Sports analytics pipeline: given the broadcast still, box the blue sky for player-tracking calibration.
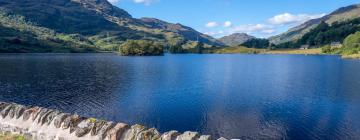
[110,0,360,38]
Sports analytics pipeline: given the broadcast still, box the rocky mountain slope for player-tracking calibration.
[219,33,255,46]
[269,4,360,44]
[0,0,223,52]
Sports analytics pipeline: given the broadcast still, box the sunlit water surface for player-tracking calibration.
[1,53,360,139]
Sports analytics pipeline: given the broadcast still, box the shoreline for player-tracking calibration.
[0,50,358,60]
[0,101,226,140]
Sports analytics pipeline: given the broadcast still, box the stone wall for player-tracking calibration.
[0,102,227,140]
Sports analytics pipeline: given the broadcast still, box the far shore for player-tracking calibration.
[1,48,359,59]
[264,48,323,55]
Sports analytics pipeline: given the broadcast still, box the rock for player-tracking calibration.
[32,108,45,121]
[7,104,17,118]
[199,135,212,140]
[44,110,60,125]
[161,131,180,140]
[1,104,12,118]
[62,116,73,129]
[0,102,227,140]
[69,115,86,133]
[97,121,115,139]
[53,113,69,128]
[23,107,40,121]
[137,128,161,140]
[14,105,27,119]
[122,124,147,140]
[37,109,54,125]
[107,123,129,140]
[217,137,227,140]
[176,131,200,140]
[0,102,10,112]
[75,119,94,137]
[91,120,106,136]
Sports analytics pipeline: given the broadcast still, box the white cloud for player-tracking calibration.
[203,13,326,38]
[204,32,217,36]
[229,24,274,34]
[204,23,276,38]
[108,0,120,4]
[268,13,326,25]
[261,29,275,34]
[133,0,155,5]
[224,21,232,27]
[205,22,219,28]
[204,30,226,37]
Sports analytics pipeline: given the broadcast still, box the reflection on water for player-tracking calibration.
[1,53,360,139]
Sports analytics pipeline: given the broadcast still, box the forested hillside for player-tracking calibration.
[0,0,223,54]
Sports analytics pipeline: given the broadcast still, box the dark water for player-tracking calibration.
[1,54,360,139]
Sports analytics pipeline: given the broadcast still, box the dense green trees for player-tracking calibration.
[299,20,360,46]
[320,32,360,55]
[241,38,270,48]
[119,40,164,56]
[168,45,185,53]
[341,32,360,55]
[0,10,97,53]
[277,18,360,49]
[344,32,360,48]
[168,41,208,54]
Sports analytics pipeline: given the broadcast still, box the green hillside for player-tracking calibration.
[0,10,97,53]
[269,4,360,44]
[0,0,224,54]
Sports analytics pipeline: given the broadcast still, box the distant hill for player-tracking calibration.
[0,0,223,53]
[269,4,360,44]
[219,33,255,46]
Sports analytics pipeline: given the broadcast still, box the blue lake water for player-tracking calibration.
[1,53,360,139]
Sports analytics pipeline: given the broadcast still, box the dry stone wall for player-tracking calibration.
[0,102,228,140]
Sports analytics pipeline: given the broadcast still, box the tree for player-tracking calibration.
[119,40,164,56]
[241,38,270,48]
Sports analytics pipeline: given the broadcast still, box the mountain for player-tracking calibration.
[270,4,360,44]
[219,33,255,46]
[0,0,223,53]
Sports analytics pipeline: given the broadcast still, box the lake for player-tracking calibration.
[1,53,360,139]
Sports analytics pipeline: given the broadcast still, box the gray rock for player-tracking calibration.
[0,102,228,140]
[69,115,86,133]
[122,124,147,140]
[14,105,27,119]
[97,121,115,139]
[1,104,12,118]
[23,107,40,121]
[217,137,228,140]
[199,135,212,140]
[0,102,10,112]
[60,114,85,133]
[62,115,73,129]
[161,131,180,140]
[37,109,54,125]
[75,119,94,137]
[32,108,45,121]
[91,120,106,136]
[53,113,70,128]
[44,110,61,125]
[137,128,161,140]
[176,131,200,140]
[7,104,17,118]
[107,123,129,140]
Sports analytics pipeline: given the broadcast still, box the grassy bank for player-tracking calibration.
[208,46,323,55]
[342,53,360,59]
[265,48,323,55]
[0,134,26,140]
[208,46,266,54]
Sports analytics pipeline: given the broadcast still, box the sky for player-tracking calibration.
[109,0,360,38]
